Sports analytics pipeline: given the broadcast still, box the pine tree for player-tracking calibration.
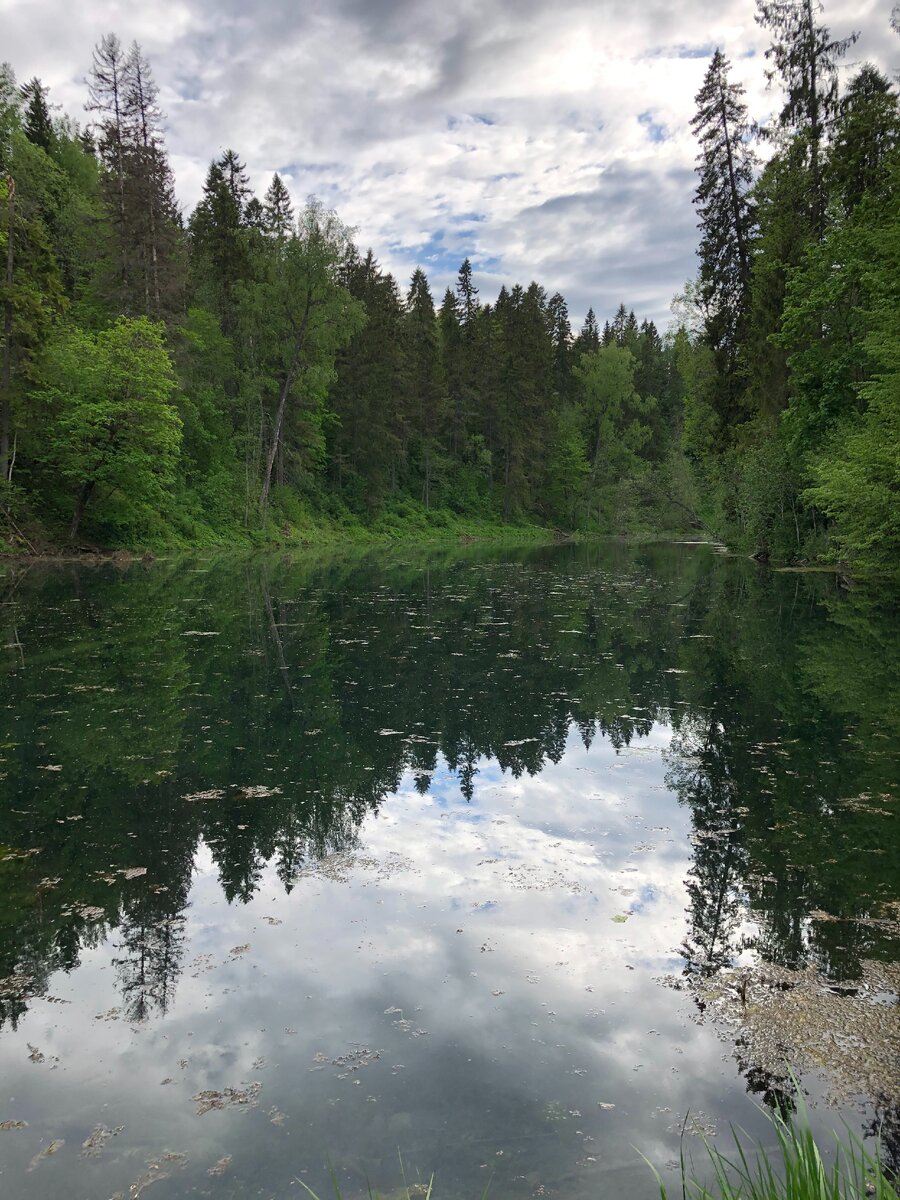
[87,36,180,316]
[690,49,755,380]
[547,292,572,402]
[403,268,445,508]
[263,173,294,240]
[86,34,131,305]
[124,42,181,316]
[828,65,900,213]
[755,0,858,235]
[20,78,53,151]
[455,257,479,328]
[574,307,599,357]
[329,249,405,505]
[189,153,251,335]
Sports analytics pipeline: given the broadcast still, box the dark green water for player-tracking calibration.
[0,542,897,1199]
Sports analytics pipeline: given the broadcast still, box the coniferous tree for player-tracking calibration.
[755,0,858,235]
[123,42,181,317]
[403,267,445,508]
[828,65,900,213]
[87,36,180,316]
[690,49,755,380]
[20,79,53,151]
[189,152,251,335]
[574,307,600,357]
[263,173,294,240]
[86,33,131,306]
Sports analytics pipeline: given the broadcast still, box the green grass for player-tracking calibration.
[291,1102,897,1200]
[644,1097,899,1200]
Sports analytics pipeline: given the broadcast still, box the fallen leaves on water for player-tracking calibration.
[183,789,226,803]
[27,1139,65,1170]
[238,785,283,799]
[193,1081,262,1116]
[0,973,35,1000]
[80,1124,124,1157]
[691,958,900,1106]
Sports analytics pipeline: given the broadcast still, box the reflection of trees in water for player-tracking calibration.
[114,911,186,1022]
[0,547,896,1051]
[663,570,899,1163]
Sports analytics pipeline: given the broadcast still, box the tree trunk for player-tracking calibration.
[260,352,301,522]
[259,299,314,521]
[69,479,95,541]
[1,176,15,486]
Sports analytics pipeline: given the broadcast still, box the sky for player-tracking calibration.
[2,0,896,327]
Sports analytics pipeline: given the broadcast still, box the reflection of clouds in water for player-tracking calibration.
[0,721,852,1198]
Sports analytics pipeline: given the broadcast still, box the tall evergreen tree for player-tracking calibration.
[755,0,857,235]
[573,307,600,357]
[189,152,251,335]
[828,65,900,213]
[86,33,131,306]
[690,49,755,372]
[263,173,294,240]
[403,268,445,508]
[123,42,181,317]
[20,78,53,151]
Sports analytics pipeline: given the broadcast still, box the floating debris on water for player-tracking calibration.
[193,1082,262,1115]
[81,1124,125,1157]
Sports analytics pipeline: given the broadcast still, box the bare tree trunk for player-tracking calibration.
[259,301,312,522]
[259,370,295,522]
[1,176,15,486]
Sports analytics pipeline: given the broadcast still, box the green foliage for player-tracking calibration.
[34,316,181,538]
[575,343,656,527]
[647,1095,898,1200]
[1,25,896,566]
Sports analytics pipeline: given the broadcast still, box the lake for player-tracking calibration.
[0,541,897,1199]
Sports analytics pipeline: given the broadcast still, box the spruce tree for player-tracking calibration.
[123,42,181,316]
[86,33,131,305]
[690,49,755,369]
[20,78,53,151]
[574,307,600,357]
[263,173,294,240]
[755,0,857,235]
[403,268,445,508]
[189,154,251,335]
[828,65,900,213]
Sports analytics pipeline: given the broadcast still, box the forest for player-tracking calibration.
[0,0,898,568]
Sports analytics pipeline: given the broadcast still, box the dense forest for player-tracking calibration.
[0,0,898,566]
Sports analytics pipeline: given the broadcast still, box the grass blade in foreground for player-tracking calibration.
[646,1099,899,1200]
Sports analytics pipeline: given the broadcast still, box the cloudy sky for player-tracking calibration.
[3,0,895,326]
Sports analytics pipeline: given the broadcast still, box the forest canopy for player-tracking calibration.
[0,3,898,568]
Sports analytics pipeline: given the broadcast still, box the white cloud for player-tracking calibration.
[3,0,895,325]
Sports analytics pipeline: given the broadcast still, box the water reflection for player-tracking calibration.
[0,543,896,1198]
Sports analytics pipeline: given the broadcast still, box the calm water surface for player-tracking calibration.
[0,542,897,1199]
